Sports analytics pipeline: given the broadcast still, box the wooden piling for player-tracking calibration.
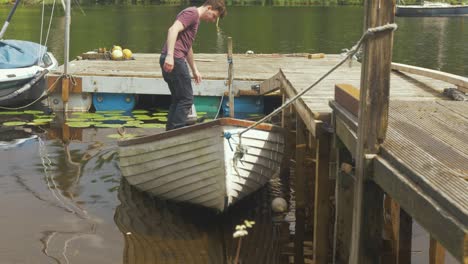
[227,37,235,118]
[313,131,331,264]
[348,0,396,262]
[294,117,307,264]
[430,237,446,264]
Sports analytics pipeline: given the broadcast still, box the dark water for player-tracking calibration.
[0,5,464,264]
[0,115,289,263]
[0,6,466,76]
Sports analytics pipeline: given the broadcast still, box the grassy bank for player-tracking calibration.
[1,0,467,6]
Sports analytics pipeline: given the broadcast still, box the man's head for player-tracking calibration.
[200,0,226,22]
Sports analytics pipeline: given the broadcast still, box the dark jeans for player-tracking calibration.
[159,54,193,131]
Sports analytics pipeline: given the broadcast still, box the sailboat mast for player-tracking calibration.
[64,0,71,74]
[0,0,21,39]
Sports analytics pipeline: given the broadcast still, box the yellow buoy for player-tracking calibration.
[111,49,123,60]
[112,45,122,52]
[122,49,132,59]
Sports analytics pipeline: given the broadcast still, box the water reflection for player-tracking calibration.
[115,176,289,264]
[0,116,290,263]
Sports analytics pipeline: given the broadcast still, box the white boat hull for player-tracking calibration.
[118,118,284,211]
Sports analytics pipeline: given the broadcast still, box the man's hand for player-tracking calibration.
[163,55,174,73]
[193,69,202,84]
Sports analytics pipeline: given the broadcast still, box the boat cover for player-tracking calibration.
[0,40,47,69]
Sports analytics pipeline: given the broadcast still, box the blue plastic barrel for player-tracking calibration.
[92,93,136,112]
[222,96,264,119]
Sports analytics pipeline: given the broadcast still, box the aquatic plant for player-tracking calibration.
[233,220,255,264]
[66,122,93,128]
[2,121,26,126]
[95,123,123,128]
[134,123,166,128]
[0,111,23,115]
[24,110,45,115]
[132,109,149,114]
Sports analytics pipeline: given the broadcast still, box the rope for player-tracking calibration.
[235,23,398,147]
[38,0,57,64]
[0,73,64,110]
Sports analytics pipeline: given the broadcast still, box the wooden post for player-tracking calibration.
[313,131,331,264]
[335,146,355,263]
[280,95,293,180]
[348,0,396,262]
[430,237,446,264]
[61,77,70,103]
[383,197,412,264]
[398,208,413,263]
[227,37,235,118]
[295,117,306,264]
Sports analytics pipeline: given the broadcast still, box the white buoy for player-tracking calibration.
[271,197,288,213]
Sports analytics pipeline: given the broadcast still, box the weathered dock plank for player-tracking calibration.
[331,97,468,262]
[50,53,455,100]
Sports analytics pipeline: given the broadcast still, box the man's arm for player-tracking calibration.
[186,47,202,84]
[163,20,184,73]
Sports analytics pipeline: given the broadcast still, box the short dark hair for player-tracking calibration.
[203,0,227,18]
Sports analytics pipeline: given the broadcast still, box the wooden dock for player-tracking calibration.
[49,53,453,98]
[48,50,467,263]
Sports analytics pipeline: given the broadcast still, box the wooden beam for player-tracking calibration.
[47,75,83,94]
[334,116,357,155]
[313,132,332,264]
[279,69,322,137]
[398,208,413,264]
[334,146,356,263]
[391,62,468,92]
[227,37,235,118]
[259,71,282,95]
[430,237,446,264]
[295,117,307,264]
[348,0,396,262]
[373,157,466,262]
[382,198,413,264]
[280,100,294,182]
[334,84,360,117]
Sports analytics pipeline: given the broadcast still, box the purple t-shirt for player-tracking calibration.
[162,7,200,59]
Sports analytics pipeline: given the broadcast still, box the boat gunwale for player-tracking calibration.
[117,118,284,147]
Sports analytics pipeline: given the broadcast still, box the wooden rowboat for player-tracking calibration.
[118,118,284,211]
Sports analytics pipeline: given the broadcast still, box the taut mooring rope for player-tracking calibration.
[232,23,398,160]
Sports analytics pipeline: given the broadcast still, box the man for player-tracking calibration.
[160,0,226,130]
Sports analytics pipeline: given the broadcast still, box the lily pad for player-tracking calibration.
[132,109,149,114]
[65,118,88,122]
[134,123,166,128]
[3,121,27,126]
[156,117,168,122]
[0,111,23,115]
[95,123,123,128]
[24,110,45,115]
[134,115,153,120]
[152,112,168,116]
[33,118,53,123]
[106,115,134,121]
[27,122,48,126]
[66,122,93,128]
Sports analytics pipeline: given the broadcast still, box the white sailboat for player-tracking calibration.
[0,0,58,107]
